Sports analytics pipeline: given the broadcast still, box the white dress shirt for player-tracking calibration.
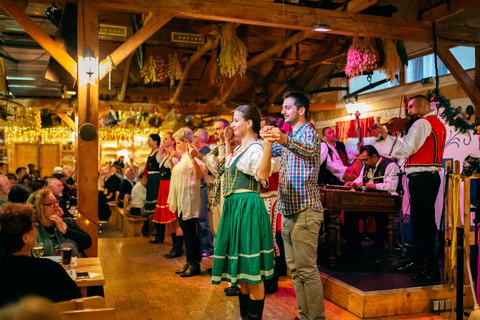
[167,153,203,220]
[352,156,400,193]
[130,181,146,209]
[375,112,441,175]
[321,141,359,182]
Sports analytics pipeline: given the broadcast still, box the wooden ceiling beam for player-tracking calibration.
[435,42,480,106]
[117,53,134,102]
[247,30,317,68]
[338,0,380,13]
[0,0,78,80]
[56,112,76,131]
[420,0,480,22]
[171,38,214,104]
[99,12,174,80]
[97,0,472,43]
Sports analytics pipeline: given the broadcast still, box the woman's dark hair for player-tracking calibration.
[149,134,161,147]
[261,117,279,128]
[113,164,123,176]
[8,184,33,203]
[0,203,36,255]
[29,180,46,192]
[20,175,32,185]
[235,105,261,136]
[116,156,124,163]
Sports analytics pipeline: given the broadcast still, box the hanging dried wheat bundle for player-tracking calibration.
[210,23,248,87]
[379,39,401,82]
[164,107,182,127]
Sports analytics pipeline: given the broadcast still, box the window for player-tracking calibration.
[348,70,400,95]
[405,46,474,83]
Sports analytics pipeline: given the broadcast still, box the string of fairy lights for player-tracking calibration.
[4,127,163,145]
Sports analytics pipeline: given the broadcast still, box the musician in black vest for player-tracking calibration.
[344,145,400,259]
[318,127,358,185]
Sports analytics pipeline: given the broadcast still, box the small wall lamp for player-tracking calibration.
[84,50,97,78]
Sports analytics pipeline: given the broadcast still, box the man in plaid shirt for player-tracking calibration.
[261,92,325,320]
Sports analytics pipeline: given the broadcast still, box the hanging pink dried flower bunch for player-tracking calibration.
[345,36,379,79]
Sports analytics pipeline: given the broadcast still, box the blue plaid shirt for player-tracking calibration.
[271,122,323,216]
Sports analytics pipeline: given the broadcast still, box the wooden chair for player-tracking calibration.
[62,308,115,320]
[122,195,147,237]
[55,296,106,312]
[115,191,124,230]
[55,296,115,320]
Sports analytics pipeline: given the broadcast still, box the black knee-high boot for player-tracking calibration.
[164,234,184,258]
[247,298,264,320]
[239,294,249,320]
[149,223,165,244]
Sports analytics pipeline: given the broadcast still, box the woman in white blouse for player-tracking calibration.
[211,105,274,320]
[167,128,205,277]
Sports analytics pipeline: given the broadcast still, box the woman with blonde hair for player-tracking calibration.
[27,188,91,257]
[167,127,205,277]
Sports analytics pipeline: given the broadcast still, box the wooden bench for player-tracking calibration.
[122,195,147,237]
[55,296,115,320]
[114,191,124,230]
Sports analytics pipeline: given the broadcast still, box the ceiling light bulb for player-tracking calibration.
[313,22,331,32]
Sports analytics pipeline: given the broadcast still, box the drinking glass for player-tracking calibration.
[65,200,70,209]
[60,243,74,268]
[32,242,44,258]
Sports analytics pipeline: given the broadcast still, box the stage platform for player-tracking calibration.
[318,247,474,318]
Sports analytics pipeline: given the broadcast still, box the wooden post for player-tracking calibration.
[454,160,461,285]
[463,174,471,284]
[445,160,453,284]
[475,45,480,117]
[77,0,99,257]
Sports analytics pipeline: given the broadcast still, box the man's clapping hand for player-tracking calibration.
[261,126,287,145]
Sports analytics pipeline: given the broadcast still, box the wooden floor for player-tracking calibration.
[98,237,458,320]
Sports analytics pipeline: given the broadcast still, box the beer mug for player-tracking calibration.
[60,243,74,268]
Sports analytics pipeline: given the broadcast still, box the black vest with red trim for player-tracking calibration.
[406,116,446,168]
[318,141,348,186]
[363,156,401,193]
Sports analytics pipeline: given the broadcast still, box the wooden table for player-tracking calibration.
[73,257,105,297]
[319,186,401,264]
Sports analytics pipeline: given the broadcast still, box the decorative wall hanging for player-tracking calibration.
[378,39,401,82]
[210,23,248,87]
[345,37,379,79]
[140,55,168,85]
[167,53,183,86]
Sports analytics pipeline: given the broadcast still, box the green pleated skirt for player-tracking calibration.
[144,172,160,214]
[212,192,275,286]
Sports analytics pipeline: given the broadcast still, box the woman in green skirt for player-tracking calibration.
[212,105,274,320]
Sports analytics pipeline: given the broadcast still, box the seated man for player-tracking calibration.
[47,177,72,218]
[318,127,359,185]
[118,168,136,208]
[344,145,400,259]
[130,171,148,216]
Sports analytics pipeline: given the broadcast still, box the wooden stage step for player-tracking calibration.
[322,271,473,318]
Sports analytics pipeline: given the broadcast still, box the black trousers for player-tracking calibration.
[409,172,441,271]
[178,213,202,264]
[344,212,388,255]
